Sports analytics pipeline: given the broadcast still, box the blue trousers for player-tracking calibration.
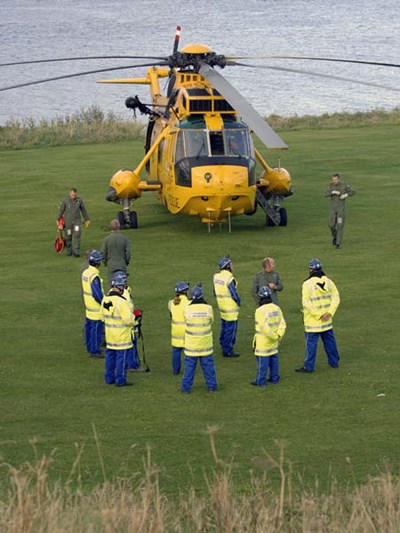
[253,354,280,386]
[304,329,340,371]
[105,348,130,385]
[85,318,104,355]
[181,355,217,392]
[219,319,238,355]
[126,338,140,369]
[172,346,183,374]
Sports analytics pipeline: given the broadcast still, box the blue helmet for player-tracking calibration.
[111,272,127,287]
[309,258,322,271]
[89,250,103,265]
[113,270,127,280]
[190,284,203,301]
[175,281,189,294]
[258,285,272,299]
[218,255,231,270]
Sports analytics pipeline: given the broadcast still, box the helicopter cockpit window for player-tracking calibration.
[225,129,250,157]
[175,131,185,162]
[184,130,208,158]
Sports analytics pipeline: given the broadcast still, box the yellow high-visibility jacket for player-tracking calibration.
[302,275,340,332]
[101,292,135,350]
[184,303,214,357]
[213,270,239,321]
[82,265,103,320]
[253,303,286,357]
[168,295,190,348]
[123,286,134,311]
[122,286,139,338]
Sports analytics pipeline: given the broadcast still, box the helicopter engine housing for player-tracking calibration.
[262,167,292,196]
[106,168,142,201]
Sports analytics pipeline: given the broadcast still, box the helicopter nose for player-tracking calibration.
[106,187,117,202]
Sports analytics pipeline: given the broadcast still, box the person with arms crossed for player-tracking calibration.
[295,258,340,373]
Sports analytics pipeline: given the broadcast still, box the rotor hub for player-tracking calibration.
[167,50,227,71]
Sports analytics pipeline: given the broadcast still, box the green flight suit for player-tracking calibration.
[324,182,355,247]
[57,195,89,256]
[101,231,131,285]
[251,270,283,306]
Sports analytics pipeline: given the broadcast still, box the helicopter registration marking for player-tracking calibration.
[168,195,180,208]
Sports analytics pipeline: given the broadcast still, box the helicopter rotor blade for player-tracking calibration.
[0,62,168,92]
[229,61,400,93]
[199,63,287,149]
[0,55,168,67]
[226,55,400,69]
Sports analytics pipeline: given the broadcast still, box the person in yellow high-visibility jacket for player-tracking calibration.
[81,250,104,357]
[181,285,217,394]
[295,258,340,373]
[213,256,240,357]
[252,286,286,387]
[101,272,135,387]
[110,270,144,372]
[168,281,190,375]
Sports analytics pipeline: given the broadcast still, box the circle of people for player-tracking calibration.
[81,251,341,392]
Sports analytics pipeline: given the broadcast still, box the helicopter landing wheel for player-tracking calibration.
[117,210,127,229]
[129,211,138,229]
[278,207,288,226]
[117,210,138,229]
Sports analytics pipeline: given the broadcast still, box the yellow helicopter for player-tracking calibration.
[1,27,398,230]
[100,28,292,230]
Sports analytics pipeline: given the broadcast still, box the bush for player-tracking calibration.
[0,106,145,150]
[1,106,399,151]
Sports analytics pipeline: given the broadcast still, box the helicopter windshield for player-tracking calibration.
[178,128,251,159]
[225,130,250,157]
[175,127,256,188]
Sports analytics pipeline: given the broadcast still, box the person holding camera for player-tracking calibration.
[101,272,136,387]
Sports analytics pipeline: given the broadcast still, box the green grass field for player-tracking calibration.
[1,123,399,497]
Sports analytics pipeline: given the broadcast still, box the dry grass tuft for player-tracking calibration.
[0,430,399,532]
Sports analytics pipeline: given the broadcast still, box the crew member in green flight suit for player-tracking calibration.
[56,187,90,257]
[324,173,355,248]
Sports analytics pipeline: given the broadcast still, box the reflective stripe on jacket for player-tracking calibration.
[168,295,190,348]
[82,265,103,320]
[213,270,239,321]
[302,275,340,332]
[253,303,286,356]
[184,303,214,357]
[102,293,135,350]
